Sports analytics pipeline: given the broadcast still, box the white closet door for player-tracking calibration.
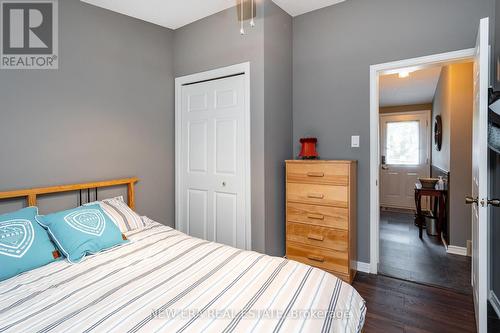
[179,75,247,249]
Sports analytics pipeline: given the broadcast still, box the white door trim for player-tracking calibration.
[369,49,475,274]
[175,62,252,250]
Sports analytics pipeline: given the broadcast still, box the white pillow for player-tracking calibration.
[95,196,146,233]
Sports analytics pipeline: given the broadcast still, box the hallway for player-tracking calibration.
[379,210,471,292]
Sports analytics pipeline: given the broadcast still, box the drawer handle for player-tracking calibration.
[307,172,325,178]
[307,234,324,241]
[307,255,325,263]
[307,213,325,220]
[308,193,324,199]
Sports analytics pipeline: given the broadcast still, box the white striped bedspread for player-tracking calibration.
[0,220,366,333]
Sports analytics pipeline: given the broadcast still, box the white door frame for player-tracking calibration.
[175,62,252,250]
[369,49,475,274]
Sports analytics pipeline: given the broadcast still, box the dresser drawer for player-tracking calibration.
[287,202,348,230]
[287,183,348,207]
[287,163,349,185]
[287,222,348,251]
[287,242,349,274]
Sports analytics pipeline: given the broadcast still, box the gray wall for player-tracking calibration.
[0,0,293,256]
[293,0,495,262]
[0,0,175,223]
[1,0,493,261]
[173,2,267,253]
[173,0,293,255]
[263,1,293,256]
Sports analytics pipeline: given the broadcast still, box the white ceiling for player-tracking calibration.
[80,0,347,30]
[272,0,346,17]
[81,0,238,30]
[379,67,443,108]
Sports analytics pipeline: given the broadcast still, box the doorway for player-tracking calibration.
[372,52,469,284]
[369,49,476,275]
[369,19,493,330]
[376,61,475,292]
[175,63,252,251]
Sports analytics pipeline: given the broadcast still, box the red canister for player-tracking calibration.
[298,138,319,159]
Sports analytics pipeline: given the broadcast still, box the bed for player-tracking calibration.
[0,179,366,333]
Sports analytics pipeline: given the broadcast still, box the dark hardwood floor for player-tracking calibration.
[379,210,471,292]
[353,211,500,332]
[489,304,500,333]
[353,272,477,333]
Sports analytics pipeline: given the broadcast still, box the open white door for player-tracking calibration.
[468,17,489,333]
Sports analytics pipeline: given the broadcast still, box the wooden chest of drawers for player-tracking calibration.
[285,160,357,283]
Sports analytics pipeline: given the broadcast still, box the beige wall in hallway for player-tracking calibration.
[432,62,473,248]
[432,67,452,172]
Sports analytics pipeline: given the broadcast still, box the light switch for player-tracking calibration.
[351,135,360,148]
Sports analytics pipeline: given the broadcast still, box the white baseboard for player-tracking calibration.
[354,261,371,273]
[446,245,468,256]
[489,290,500,319]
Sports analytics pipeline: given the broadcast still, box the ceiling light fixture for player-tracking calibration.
[398,71,410,78]
[240,0,245,35]
[250,0,255,27]
[240,0,255,35]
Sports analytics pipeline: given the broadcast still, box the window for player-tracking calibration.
[386,121,420,165]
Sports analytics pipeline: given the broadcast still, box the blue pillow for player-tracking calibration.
[36,204,128,264]
[0,207,60,281]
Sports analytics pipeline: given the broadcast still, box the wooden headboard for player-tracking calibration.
[0,178,139,210]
